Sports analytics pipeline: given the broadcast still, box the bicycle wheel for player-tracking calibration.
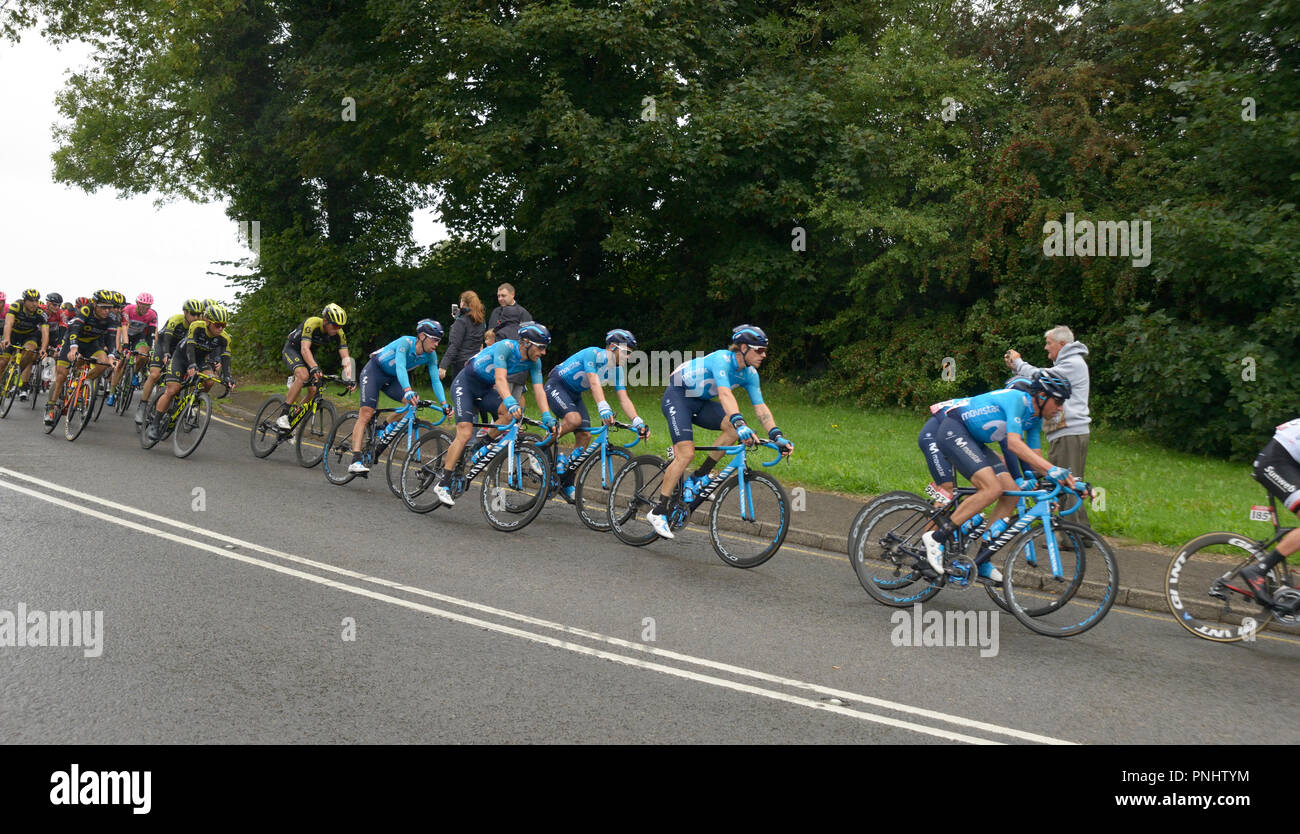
[250,396,286,458]
[608,455,669,547]
[385,419,432,498]
[573,447,632,532]
[64,378,97,441]
[847,490,925,559]
[391,425,448,501]
[707,471,790,568]
[1002,521,1117,637]
[172,392,212,458]
[479,443,550,532]
[295,399,337,468]
[115,375,134,415]
[322,411,367,486]
[91,378,109,421]
[0,365,17,418]
[1165,532,1283,642]
[399,430,453,514]
[850,494,945,606]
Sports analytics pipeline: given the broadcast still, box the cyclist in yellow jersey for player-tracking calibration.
[144,304,234,443]
[137,299,205,425]
[45,290,120,427]
[276,303,354,429]
[0,289,50,398]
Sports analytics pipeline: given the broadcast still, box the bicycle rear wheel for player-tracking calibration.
[391,425,448,501]
[173,392,212,458]
[384,420,431,498]
[573,447,632,532]
[1002,522,1118,637]
[0,365,18,418]
[295,399,337,468]
[709,471,790,568]
[91,378,109,421]
[850,494,945,606]
[399,430,453,513]
[322,411,367,486]
[1165,532,1282,642]
[608,455,668,547]
[848,490,925,559]
[479,443,550,532]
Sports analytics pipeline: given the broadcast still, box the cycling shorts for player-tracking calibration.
[545,371,590,430]
[936,413,1008,481]
[662,384,726,445]
[359,356,409,410]
[451,366,503,425]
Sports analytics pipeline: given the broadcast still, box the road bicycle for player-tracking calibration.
[139,371,230,458]
[249,374,347,468]
[45,358,112,441]
[606,441,790,569]
[1165,493,1300,642]
[322,398,450,494]
[0,345,39,418]
[398,415,552,532]
[110,347,149,416]
[850,478,1117,637]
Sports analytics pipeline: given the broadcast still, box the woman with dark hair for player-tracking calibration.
[438,290,486,380]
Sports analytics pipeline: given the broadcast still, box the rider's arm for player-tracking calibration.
[1004,433,1075,486]
[339,348,354,383]
[752,403,778,435]
[299,339,317,370]
[2,312,13,345]
[587,373,613,422]
[494,365,513,403]
[39,323,49,352]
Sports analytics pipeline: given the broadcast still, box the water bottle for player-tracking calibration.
[957,513,985,537]
[555,451,569,476]
[981,517,1010,542]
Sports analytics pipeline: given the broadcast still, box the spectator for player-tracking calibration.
[487,283,531,342]
[1005,325,1092,526]
[439,290,486,381]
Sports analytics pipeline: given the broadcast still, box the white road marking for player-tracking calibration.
[0,465,1074,744]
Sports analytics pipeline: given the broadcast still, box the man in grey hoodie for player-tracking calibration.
[1005,325,1092,526]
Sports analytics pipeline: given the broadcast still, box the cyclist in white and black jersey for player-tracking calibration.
[1241,418,1300,609]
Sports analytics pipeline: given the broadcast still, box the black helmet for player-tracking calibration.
[45,292,62,305]
[1029,370,1071,401]
[731,324,768,347]
[1004,376,1033,392]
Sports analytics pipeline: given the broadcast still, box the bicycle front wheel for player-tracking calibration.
[65,379,97,441]
[250,396,286,458]
[850,494,945,607]
[608,455,668,547]
[0,365,18,418]
[708,471,790,568]
[573,447,632,532]
[1002,522,1118,637]
[295,399,337,468]
[173,392,212,458]
[322,411,366,486]
[385,420,432,498]
[399,429,452,514]
[479,443,550,532]
[1165,532,1278,642]
[91,378,109,421]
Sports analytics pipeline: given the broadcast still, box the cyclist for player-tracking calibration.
[45,290,121,427]
[433,321,558,507]
[647,325,794,540]
[1,289,50,400]
[919,370,1077,580]
[107,292,158,406]
[919,376,1037,500]
[144,303,234,443]
[276,303,354,429]
[347,319,451,475]
[137,299,205,425]
[1237,418,1300,612]
[544,329,649,502]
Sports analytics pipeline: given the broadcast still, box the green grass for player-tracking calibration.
[236,373,1281,550]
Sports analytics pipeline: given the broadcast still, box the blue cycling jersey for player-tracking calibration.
[952,389,1042,448]
[668,349,764,404]
[369,335,448,402]
[551,346,626,394]
[466,339,543,386]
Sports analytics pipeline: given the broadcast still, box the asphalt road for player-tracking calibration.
[1,394,1296,744]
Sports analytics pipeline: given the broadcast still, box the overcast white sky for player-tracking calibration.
[0,30,445,317]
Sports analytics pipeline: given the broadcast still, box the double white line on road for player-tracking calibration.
[1,465,1073,744]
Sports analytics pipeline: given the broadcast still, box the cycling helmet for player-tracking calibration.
[45,292,62,305]
[21,288,39,301]
[1004,376,1033,392]
[517,321,551,346]
[0,292,5,305]
[61,302,74,312]
[136,292,154,305]
[322,303,347,327]
[204,303,231,324]
[75,296,90,309]
[93,290,115,305]
[731,324,769,347]
[605,328,637,348]
[1029,370,1072,401]
[416,319,444,340]
[183,298,205,315]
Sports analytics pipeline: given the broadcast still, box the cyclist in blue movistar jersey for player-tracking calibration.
[433,321,558,507]
[647,324,794,539]
[920,370,1078,579]
[545,329,650,501]
[347,319,451,475]
[919,376,1036,499]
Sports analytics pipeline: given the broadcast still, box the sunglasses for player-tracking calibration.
[751,347,768,356]
[210,322,227,330]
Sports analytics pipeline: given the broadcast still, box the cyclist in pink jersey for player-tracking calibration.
[108,293,158,405]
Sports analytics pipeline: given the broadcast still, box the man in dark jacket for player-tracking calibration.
[487,283,531,342]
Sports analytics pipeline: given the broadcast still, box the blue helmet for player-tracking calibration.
[731,324,768,347]
[518,321,551,346]
[416,318,444,340]
[605,328,636,348]
[1029,370,1072,401]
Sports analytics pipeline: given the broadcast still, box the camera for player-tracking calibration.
[451,303,460,319]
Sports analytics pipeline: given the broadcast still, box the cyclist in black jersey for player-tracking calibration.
[143,304,234,443]
[1,289,50,400]
[1238,419,1300,612]
[137,299,204,425]
[276,303,354,428]
[45,290,120,427]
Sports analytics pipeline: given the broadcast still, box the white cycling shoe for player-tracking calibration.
[433,484,455,507]
[646,511,674,539]
[977,561,1003,583]
[275,414,292,430]
[921,531,945,574]
[348,460,370,474]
